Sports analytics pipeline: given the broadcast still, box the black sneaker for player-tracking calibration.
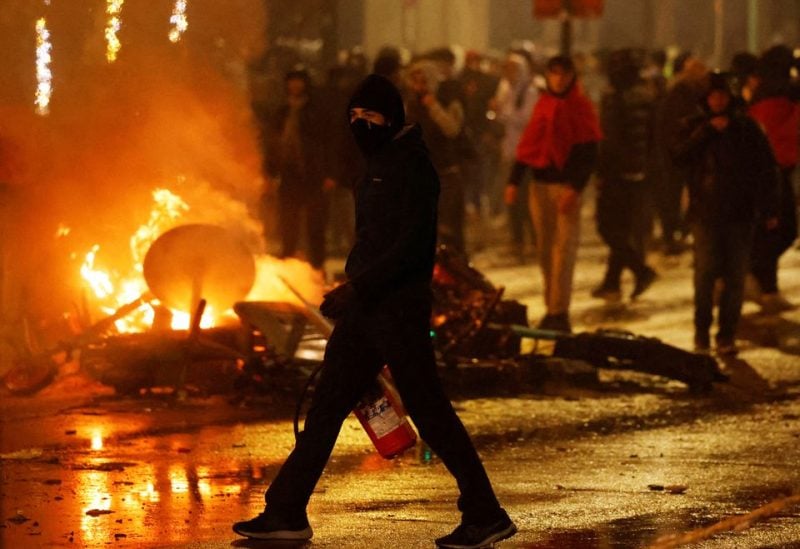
[631,267,657,299]
[436,513,517,548]
[538,313,572,333]
[232,512,313,541]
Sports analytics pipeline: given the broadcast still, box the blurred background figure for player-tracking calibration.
[593,48,658,303]
[406,58,468,256]
[373,45,405,90]
[730,51,759,104]
[505,55,601,333]
[264,68,336,271]
[671,71,779,355]
[653,54,708,256]
[321,51,368,258]
[746,45,800,313]
[490,50,539,263]
[458,50,500,237]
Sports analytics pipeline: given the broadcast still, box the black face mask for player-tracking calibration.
[350,118,394,156]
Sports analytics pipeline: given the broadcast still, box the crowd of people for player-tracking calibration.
[253,42,800,351]
[237,43,800,547]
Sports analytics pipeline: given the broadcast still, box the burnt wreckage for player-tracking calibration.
[4,239,724,397]
[430,246,724,393]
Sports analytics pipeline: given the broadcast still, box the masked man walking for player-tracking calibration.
[234,74,516,549]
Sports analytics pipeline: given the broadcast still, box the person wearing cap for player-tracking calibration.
[505,55,602,333]
[671,71,779,355]
[234,74,516,549]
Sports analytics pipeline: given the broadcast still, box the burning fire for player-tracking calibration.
[76,186,325,335]
[78,187,212,332]
[130,187,189,269]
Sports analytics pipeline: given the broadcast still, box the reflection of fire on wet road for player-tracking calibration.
[59,426,294,546]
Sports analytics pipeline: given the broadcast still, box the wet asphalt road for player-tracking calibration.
[2,212,800,548]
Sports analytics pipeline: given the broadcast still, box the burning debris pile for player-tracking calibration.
[3,209,326,396]
[431,246,528,365]
[0,1,312,395]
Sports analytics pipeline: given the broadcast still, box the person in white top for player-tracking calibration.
[490,52,539,260]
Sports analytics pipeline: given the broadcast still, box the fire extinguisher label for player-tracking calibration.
[359,396,404,438]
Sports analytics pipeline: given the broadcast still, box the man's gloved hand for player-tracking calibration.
[319,283,356,320]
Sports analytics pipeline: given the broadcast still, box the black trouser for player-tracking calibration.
[438,169,466,255]
[508,177,535,251]
[654,165,685,245]
[692,222,754,341]
[596,178,649,287]
[461,154,485,212]
[751,166,798,294]
[264,294,502,524]
[279,186,327,270]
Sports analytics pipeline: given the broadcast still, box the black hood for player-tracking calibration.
[701,71,737,116]
[347,74,406,132]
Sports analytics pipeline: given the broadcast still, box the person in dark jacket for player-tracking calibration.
[266,69,335,270]
[593,49,658,302]
[747,46,800,312]
[672,71,779,355]
[505,55,602,333]
[233,74,516,549]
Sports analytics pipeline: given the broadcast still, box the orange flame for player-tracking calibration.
[78,187,193,332]
[76,186,325,334]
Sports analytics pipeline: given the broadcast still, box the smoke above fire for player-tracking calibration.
[0,1,323,332]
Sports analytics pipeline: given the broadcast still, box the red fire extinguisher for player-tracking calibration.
[353,367,417,459]
[279,276,417,459]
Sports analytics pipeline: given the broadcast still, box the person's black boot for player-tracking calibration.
[232,511,313,541]
[435,512,517,548]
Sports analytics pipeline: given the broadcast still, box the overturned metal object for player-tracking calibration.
[143,224,256,315]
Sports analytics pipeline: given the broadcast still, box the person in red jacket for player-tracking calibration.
[505,55,601,333]
[748,46,800,313]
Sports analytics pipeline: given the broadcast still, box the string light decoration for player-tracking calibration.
[34,16,53,116]
[105,0,124,62]
[168,0,188,43]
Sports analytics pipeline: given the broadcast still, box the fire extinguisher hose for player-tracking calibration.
[277,275,335,442]
[293,360,324,440]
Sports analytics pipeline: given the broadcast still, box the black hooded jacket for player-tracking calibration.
[671,106,779,226]
[345,124,440,305]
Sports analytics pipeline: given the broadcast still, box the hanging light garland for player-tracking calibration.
[105,0,124,62]
[34,15,53,115]
[168,0,188,43]
[35,0,192,114]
